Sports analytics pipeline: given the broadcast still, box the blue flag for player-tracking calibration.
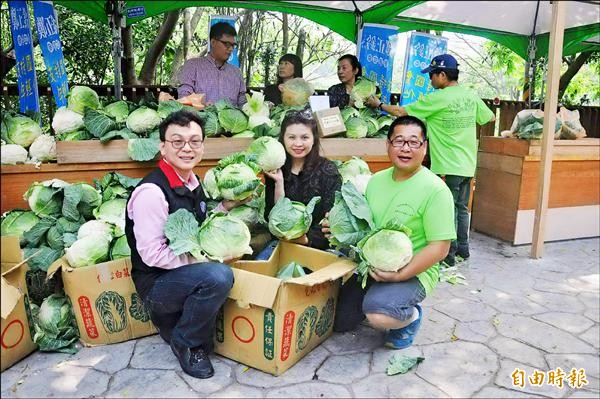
[32,1,69,108]
[8,1,40,113]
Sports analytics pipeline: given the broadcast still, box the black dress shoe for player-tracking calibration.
[170,341,215,379]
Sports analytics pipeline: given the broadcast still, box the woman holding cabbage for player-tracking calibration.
[262,111,342,252]
[263,53,303,105]
[327,54,362,109]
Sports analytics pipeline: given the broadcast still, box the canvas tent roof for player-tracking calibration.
[54,0,599,59]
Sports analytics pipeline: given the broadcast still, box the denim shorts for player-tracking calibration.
[362,277,426,321]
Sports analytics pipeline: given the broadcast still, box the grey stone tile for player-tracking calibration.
[526,292,586,313]
[532,312,595,335]
[0,368,22,398]
[7,364,109,398]
[546,353,600,388]
[352,373,449,398]
[533,277,581,294]
[565,389,600,398]
[478,287,548,316]
[234,345,329,388]
[63,340,135,373]
[495,359,567,398]
[473,386,547,398]
[578,325,600,349]
[321,324,385,354]
[417,341,497,398]
[130,334,177,370]
[495,314,596,354]
[434,298,496,323]
[265,382,351,398]
[208,384,264,398]
[106,369,198,398]
[6,350,71,373]
[584,309,600,323]
[416,308,456,345]
[488,336,548,369]
[566,274,599,293]
[454,320,497,343]
[317,352,370,383]
[179,357,234,396]
[577,291,600,311]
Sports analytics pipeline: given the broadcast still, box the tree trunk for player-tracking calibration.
[170,7,204,85]
[282,13,289,54]
[138,10,181,84]
[558,51,593,100]
[296,29,306,60]
[183,9,191,61]
[121,26,137,85]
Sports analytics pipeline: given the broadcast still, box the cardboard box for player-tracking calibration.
[47,257,156,346]
[215,241,356,376]
[1,236,37,371]
[314,107,346,137]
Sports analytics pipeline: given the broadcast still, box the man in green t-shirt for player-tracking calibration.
[327,115,455,349]
[367,54,495,266]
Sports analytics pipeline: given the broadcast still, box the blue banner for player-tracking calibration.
[357,23,398,104]
[32,1,68,108]
[208,15,239,67]
[8,1,39,113]
[400,32,448,106]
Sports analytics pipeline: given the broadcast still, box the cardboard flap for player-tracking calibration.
[228,268,281,309]
[46,257,71,280]
[1,236,23,274]
[1,276,22,319]
[286,259,356,287]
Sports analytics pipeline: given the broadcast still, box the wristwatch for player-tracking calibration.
[377,102,383,110]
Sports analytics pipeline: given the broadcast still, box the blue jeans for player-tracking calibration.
[333,274,426,332]
[143,263,233,353]
[443,175,472,258]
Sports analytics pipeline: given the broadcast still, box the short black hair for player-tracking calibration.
[338,54,362,78]
[276,53,303,85]
[159,110,205,141]
[431,68,459,82]
[387,115,427,141]
[210,22,237,40]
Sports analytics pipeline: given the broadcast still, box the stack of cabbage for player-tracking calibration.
[1,112,56,164]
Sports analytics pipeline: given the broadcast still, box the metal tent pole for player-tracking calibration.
[107,0,124,100]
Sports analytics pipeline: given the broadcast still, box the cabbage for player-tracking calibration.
[62,182,102,220]
[268,196,320,240]
[46,216,84,251]
[328,182,374,251]
[104,100,130,123]
[65,231,112,268]
[110,235,131,260]
[28,134,57,162]
[164,209,251,262]
[242,92,272,129]
[77,220,114,240]
[68,85,100,115]
[218,108,248,134]
[197,213,253,261]
[93,198,126,236]
[345,117,368,139]
[1,143,28,164]
[57,129,91,141]
[228,204,264,230]
[52,107,84,134]
[348,173,372,195]
[214,153,261,201]
[350,77,377,108]
[246,136,286,172]
[1,210,40,240]
[355,221,413,288]
[24,180,68,218]
[281,78,314,106]
[4,114,42,147]
[126,107,162,133]
[338,157,371,180]
[34,293,79,354]
[202,168,221,200]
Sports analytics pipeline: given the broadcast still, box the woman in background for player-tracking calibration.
[264,54,303,105]
[327,54,362,109]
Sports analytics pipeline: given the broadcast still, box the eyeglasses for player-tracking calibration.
[389,138,424,149]
[215,39,237,49]
[164,138,204,149]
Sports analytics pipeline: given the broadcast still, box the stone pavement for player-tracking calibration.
[1,232,598,398]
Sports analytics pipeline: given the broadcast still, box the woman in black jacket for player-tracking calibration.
[263,111,342,250]
[264,54,303,105]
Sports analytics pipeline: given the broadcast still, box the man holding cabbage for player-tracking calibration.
[125,110,247,379]
[325,115,456,349]
[366,54,495,267]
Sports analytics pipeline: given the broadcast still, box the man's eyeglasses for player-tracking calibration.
[164,138,204,149]
[216,39,237,49]
[389,138,425,149]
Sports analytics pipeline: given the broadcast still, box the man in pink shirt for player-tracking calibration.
[125,110,245,379]
[177,22,246,107]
